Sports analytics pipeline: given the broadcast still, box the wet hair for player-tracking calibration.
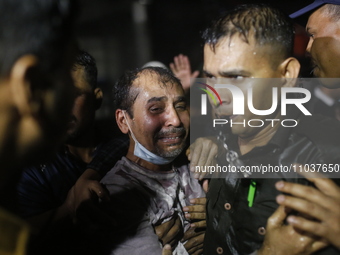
[113,66,182,117]
[322,4,340,22]
[73,50,98,89]
[0,0,77,77]
[202,4,294,67]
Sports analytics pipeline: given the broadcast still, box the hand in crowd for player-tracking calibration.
[64,169,115,229]
[182,197,207,255]
[170,54,199,92]
[258,205,328,255]
[187,137,218,180]
[155,214,184,248]
[275,171,340,250]
[162,244,172,255]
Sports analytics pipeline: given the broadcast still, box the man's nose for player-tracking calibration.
[306,38,313,53]
[165,107,181,127]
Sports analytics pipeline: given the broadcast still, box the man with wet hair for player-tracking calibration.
[290,0,340,84]
[100,66,205,255]
[200,4,340,255]
[273,1,340,251]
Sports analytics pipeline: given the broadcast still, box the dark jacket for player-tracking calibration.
[204,113,340,255]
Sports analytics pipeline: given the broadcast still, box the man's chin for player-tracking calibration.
[156,144,186,158]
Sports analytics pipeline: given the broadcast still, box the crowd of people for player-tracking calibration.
[1,0,340,255]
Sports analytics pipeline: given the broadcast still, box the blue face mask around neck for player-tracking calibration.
[122,111,177,165]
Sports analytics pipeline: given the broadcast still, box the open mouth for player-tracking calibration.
[158,134,185,145]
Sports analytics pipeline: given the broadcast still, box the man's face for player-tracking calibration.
[39,42,77,146]
[127,72,189,158]
[306,6,340,83]
[66,65,96,142]
[203,36,284,138]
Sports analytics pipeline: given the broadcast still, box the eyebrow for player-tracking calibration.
[203,70,213,77]
[146,96,186,104]
[203,69,251,77]
[219,70,251,77]
[147,96,166,104]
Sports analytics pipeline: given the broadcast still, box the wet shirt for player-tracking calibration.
[17,136,129,218]
[204,113,340,255]
[100,157,205,255]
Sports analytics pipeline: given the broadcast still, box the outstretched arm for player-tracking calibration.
[170,54,199,92]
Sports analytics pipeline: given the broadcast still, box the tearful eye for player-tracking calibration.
[175,104,187,110]
[229,75,245,80]
[150,107,164,114]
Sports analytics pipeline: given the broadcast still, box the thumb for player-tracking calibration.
[93,184,110,202]
[186,147,191,160]
[203,179,209,193]
[191,70,200,79]
[267,205,287,229]
[162,244,172,255]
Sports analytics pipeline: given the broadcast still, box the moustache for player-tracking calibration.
[157,127,186,137]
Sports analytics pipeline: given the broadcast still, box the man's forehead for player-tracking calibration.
[132,72,183,100]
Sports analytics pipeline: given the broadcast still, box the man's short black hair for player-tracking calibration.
[73,50,98,89]
[0,0,77,77]
[203,4,294,66]
[113,66,182,117]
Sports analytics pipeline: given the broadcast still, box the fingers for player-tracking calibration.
[189,137,218,180]
[185,212,206,220]
[183,198,206,220]
[155,216,176,239]
[170,54,188,73]
[187,242,204,255]
[182,227,205,242]
[90,182,110,202]
[266,205,287,229]
[183,205,205,213]
[191,70,200,79]
[286,215,327,238]
[169,62,176,73]
[311,240,329,254]
[189,141,203,173]
[276,181,334,211]
[276,194,328,222]
[190,220,207,229]
[297,172,340,197]
[162,244,172,255]
[202,180,209,193]
[161,216,183,246]
[186,147,191,159]
[184,232,205,252]
[189,197,207,206]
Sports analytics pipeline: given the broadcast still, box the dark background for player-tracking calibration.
[75,0,313,121]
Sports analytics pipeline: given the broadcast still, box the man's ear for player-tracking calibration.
[9,54,40,116]
[94,87,103,110]
[116,109,129,134]
[279,57,301,80]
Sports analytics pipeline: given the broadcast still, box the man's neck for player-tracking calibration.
[126,147,173,172]
[66,127,97,164]
[238,114,281,155]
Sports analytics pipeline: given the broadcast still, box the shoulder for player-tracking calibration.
[292,114,340,161]
[296,115,340,146]
[101,158,146,196]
